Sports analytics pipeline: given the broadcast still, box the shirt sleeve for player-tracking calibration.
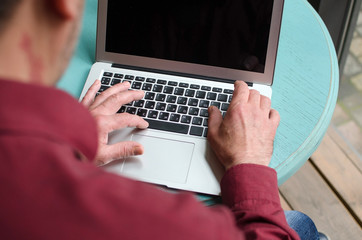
[221,164,300,240]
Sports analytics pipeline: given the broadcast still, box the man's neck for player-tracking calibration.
[0,4,52,86]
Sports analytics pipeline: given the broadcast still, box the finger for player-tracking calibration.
[260,95,271,110]
[93,90,145,115]
[81,80,101,107]
[91,81,131,109]
[103,113,149,132]
[248,89,261,107]
[269,109,281,126]
[97,142,145,165]
[230,81,249,105]
[207,106,223,138]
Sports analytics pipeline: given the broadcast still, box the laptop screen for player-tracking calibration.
[105,0,274,74]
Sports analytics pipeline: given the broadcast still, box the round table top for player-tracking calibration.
[58,0,339,185]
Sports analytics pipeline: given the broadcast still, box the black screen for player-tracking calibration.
[106,0,273,73]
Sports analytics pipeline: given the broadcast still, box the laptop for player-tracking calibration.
[79,0,284,196]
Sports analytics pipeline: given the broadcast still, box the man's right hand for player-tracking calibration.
[207,81,280,170]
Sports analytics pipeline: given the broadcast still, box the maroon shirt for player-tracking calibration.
[0,79,299,240]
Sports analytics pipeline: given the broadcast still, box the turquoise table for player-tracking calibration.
[58,0,339,186]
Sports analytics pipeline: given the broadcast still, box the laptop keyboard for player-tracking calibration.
[97,71,234,138]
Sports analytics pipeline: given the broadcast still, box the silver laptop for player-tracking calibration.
[80,0,284,195]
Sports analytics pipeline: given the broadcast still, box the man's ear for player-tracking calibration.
[50,0,80,19]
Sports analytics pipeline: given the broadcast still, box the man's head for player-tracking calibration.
[0,0,84,86]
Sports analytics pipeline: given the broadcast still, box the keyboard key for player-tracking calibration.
[166,95,177,103]
[131,81,142,89]
[200,109,209,117]
[203,119,208,126]
[103,72,113,77]
[146,78,156,83]
[156,102,166,111]
[179,82,189,88]
[117,106,126,113]
[206,92,217,100]
[189,107,199,116]
[137,109,147,117]
[168,81,178,86]
[111,78,122,85]
[170,113,181,122]
[212,87,222,93]
[99,85,110,92]
[181,115,192,124]
[196,91,206,99]
[159,112,169,120]
[201,86,212,91]
[155,93,166,102]
[146,119,189,134]
[177,97,188,105]
[125,75,134,80]
[145,92,155,100]
[210,101,221,109]
[221,103,230,111]
[153,84,163,92]
[224,89,234,94]
[114,73,124,79]
[166,104,177,112]
[217,94,228,102]
[142,83,153,91]
[190,126,203,136]
[157,79,167,85]
[174,87,185,96]
[188,98,199,106]
[145,101,156,109]
[185,89,195,97]
[101,77,111,85]
[203,128,208,137]
[148,110,159,119]
[163,86,174,94]
[199,100,210,108]
[192,117,203,126]
[134,100,145,107]
[190,84,200,89]
[135,76,145,82]
[126,107,137,115]
[177,106,188,114]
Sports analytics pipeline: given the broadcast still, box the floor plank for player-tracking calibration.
[279,161,362,240]
[279,192,292,211]
[327,125,362,172]
[311,126,362,225]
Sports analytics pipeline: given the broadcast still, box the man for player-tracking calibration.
[0,0,320,239]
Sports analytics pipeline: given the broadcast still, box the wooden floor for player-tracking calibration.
[279,125,362,239]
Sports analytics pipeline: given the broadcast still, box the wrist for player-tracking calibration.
[225,156,271,170]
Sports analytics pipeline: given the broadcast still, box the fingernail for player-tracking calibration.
[133,146,144,155]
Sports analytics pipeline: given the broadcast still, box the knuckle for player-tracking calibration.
[93,115,106,125]
[121,145,133,157]
[250,89,260,96]
[108,93,123,103]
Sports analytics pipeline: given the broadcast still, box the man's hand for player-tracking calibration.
[81,80,149,166]
[207,81,280,170]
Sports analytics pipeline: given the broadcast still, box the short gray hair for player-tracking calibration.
[0,0,22,27]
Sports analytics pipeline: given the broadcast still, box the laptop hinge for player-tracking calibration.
[111,63,253,87]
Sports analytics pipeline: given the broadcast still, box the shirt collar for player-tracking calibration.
[0,79,98,162]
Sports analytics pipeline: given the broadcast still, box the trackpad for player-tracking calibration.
[122,134,194,184]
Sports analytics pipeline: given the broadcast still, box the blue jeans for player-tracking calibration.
[285,211,319,240]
